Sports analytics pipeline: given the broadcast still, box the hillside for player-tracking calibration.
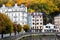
[0,0,60,24]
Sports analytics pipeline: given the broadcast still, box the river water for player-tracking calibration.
[20,35,60,40]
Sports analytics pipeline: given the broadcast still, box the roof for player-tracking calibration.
[0,4,26,9]
[5,11,27,13]
[31,12,43,16]
[46,23,55,26]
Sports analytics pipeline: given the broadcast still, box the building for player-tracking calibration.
[0,4,27,25]
[31,12,43,32]
[42,23,59,32]
[54,14,60,32]
[27,13,32,28]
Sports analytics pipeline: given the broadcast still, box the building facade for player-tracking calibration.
[42,23,59,32]
[31,12,43,32]
[27,13,32,28]
[0,4,27,25]
[54,15,60,32]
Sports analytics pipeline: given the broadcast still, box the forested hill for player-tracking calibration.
[0,0,60,14]
[0,0,60,24]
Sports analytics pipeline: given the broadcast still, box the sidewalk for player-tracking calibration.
[0,32,20,40]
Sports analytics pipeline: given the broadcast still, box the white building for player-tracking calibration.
[31,12,43,32]
[42,23,59,32]
[54,15,60,32]
[0,4,27,25]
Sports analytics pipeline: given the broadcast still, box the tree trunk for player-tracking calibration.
[10,32,11,36]
[10,32,11,40]
[14,31,16,35]
[1,32,3,39]
[18,31,19,34]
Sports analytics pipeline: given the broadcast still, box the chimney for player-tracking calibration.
[2,4,5,8]
[15,3,18,7]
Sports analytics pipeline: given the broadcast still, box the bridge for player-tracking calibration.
[0,32,60,40]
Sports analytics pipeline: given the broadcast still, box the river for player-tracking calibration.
[20,35,60,40]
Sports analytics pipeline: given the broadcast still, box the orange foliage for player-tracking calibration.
[6,0,15,6]
[6,3,12,7]
[24,1,29,7]
[16,0,25,5]
[40,0,48,3]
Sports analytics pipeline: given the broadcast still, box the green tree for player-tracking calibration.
[53,0,60,10]
[0,0,7,6]
[23,24,30,32]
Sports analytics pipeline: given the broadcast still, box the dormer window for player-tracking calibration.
[20,4,25,7]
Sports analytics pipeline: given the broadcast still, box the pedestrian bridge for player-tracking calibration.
[0,32,60,40]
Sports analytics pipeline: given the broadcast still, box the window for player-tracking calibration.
[37,19,39,21]
[54,26,56,28]
[49,26,50,28]
[40,26,42,28]
[33,16,34,18]
[46,26,50,28]
[40,23,42,24]
[33,27,34,29]
[40,16,41,18]
[33,23,35,25]
[46,26,48,28]
[36,23,39,25]
[44,30,46,31]
[40,19,42,21]
[37,27,38,29]
[14,16,17,18]
[33,19,34,21]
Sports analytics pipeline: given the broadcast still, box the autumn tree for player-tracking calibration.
[6,0,15,6]
[23,24,30,32]
[51,0,60,10]
[0,0,7,6]
[0,0,60,24]
[29,0,59,14]
[0,13,13,38]
[13,23,17,35]
[17,24,22,34]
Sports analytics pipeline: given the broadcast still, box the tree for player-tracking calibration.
[0,0,7,6]
[29,0,59,14]
[13,23,17,35]
[0,13,13,38]
[6,0,15,6]
[17,24,22,34]
[23,24,30,32]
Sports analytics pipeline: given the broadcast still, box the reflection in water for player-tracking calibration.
[20,35,60,40]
